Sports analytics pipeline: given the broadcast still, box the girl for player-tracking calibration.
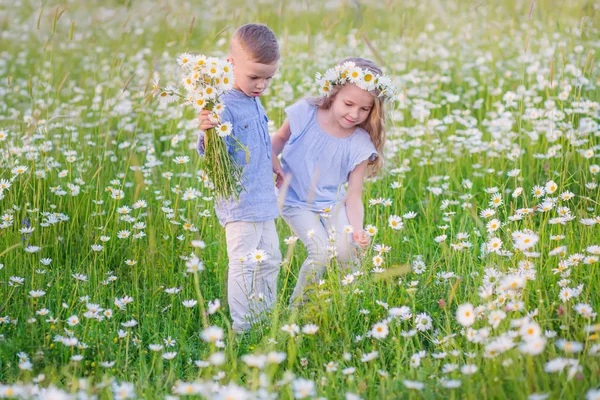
[271,57,394,305]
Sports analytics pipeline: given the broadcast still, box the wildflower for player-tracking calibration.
[414,313,432,331]
[208,299,221,314]
[149,344,163,352]
[112,381,135,399]
[284,236,299,245]
[266,351,286,364]
[520,336,546,355]
[403,211,417,219]
[371,321,389,339]
[365,225,378,236]
[532,186,545,198]
[173,156,190,165]
[12,165,28,175]
[556,339,583,354]
[324,361,338,372]
[372,254,384,267]
[185,255,204,273]
[403,380,425,390]
[512,231,539,251]
[479,208,496,218]
[216,121,233,137]
[66,315,79,326]
[341,274,355,285]
[456,303,476,327]
[292,378,315,399]
[486,237,503,253]
[361,351,379,362]
[388,215,404,230]
[302,324,319,335]
[248,249,269,264]
[461,364,478,375]
[182,300,197,308]
[281,324,300,337]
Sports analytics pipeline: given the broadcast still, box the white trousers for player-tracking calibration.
[281,203,358,305]
[225,219,282,331]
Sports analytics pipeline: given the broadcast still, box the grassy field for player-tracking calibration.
[1,0,600,398]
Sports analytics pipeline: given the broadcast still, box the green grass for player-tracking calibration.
[0,0,600,398]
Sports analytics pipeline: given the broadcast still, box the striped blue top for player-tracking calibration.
[280,99,378,212]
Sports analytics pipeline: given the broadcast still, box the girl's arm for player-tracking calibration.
[271,120,291,188]
[346,160,370,248]
[271,119,291,156]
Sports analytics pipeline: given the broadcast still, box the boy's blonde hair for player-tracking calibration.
[312,57,387,178]
[232,24,280,65]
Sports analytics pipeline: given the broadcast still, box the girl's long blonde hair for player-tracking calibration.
[311,57,386,178]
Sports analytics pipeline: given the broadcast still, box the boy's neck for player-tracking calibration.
[230,87,254,99]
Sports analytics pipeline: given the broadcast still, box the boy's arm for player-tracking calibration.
[197,109,232,156]
[346,160,370,248]
[197,132,206,156]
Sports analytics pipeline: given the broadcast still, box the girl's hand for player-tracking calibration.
[198,109,217,131]
[353,230,370,248]
[272,156,285,189]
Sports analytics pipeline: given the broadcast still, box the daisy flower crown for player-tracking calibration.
[315,61,397,101]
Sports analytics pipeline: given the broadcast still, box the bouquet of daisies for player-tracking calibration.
[156,53,246,199]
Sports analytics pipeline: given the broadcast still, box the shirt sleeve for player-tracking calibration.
[284,99,313,139]
[349,130,378,174]
[196,107,233,156]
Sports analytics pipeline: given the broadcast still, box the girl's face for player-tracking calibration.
[330,83,375,130]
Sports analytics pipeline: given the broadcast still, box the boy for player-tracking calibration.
[197,24,282,332]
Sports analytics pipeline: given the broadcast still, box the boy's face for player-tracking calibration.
[230,39,278,97]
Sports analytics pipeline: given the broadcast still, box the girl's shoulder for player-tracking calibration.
[285,98,317,136]
[349,128,378,166]
[352,127,373,144]
[285,98,316,116]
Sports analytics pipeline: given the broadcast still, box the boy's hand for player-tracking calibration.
[353,230,370,248]
[272,156,285,189]
[198,109,217,131]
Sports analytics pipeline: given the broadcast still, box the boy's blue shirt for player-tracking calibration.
[197,89,279,226]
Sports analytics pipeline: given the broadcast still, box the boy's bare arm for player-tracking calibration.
[198,109,217,130]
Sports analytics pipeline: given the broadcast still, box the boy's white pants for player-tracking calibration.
[225,219,281,331]
[281,202,358,305]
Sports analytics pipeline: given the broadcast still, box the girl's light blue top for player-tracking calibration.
[197,89,278,226]
[281,99,378,212]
